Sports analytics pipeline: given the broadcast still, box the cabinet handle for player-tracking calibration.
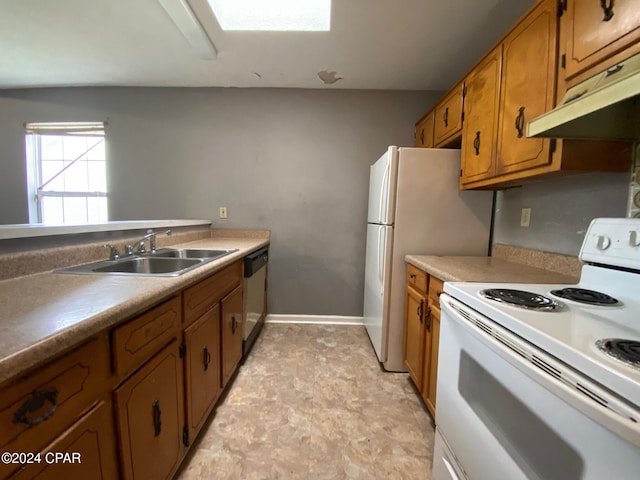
[515,106,525,138]
[443,107,449,127]
[152,399,162,437]
[203,345,210,371]
[600,0,614,21]
[425,307,432,332]
[420,128,425,145]
[12,388,58,426]
[231,316,238,334]
[417,299,424,323]
[473,131,481,156]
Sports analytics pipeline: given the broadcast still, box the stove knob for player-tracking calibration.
[596,235,611,250]
[630,230,640,247]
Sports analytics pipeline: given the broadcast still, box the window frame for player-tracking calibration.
[24,122,108,225]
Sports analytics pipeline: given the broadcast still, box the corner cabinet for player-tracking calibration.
[414,111,435,148]
[460,0,631,190]
[403,264,443,419]
[434,83,464,147]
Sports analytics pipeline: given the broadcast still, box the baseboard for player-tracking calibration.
[265,314,364,326]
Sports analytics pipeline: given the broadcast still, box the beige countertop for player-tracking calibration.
[0,237,268,386]
[405,255,580,284]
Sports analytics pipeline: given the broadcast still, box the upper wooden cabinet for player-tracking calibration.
[460,0,631,189]
[563,0,640,81]
[460,47,502,186]
[434,83,464,147]
[495,0,557,176]
[414,111,435,148]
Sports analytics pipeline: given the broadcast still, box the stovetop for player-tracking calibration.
[444,263,640,407]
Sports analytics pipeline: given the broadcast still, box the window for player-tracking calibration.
[25,122,107,225]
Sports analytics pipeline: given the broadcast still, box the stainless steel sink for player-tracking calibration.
[148,248,238,260]
[55,248,238,276]
[93,257,202,274]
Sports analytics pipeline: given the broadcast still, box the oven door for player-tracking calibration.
[435,294,640,480]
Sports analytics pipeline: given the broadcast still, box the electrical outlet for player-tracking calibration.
[520,207,531,227]
[219,207,227,219]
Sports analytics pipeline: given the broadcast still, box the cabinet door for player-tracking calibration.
[434,84,464,146]
[403,286,425,390]
[184,306,221,441]
[496,0,556,176]
[423,304,441,418]
[414,111,435,148]
[460,47,502,185]
[9,400,118,480]
[221,285,244,388]
[564,0,640,79]
[114,341,184,480]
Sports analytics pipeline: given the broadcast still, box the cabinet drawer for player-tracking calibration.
[428,276,444,307]
[0,336,111,479]
[434,84,464,146]
[112,296,181,378]
[406,264,427,294]
[183,261,242,327]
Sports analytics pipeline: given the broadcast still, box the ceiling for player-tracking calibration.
[0,0,535,91]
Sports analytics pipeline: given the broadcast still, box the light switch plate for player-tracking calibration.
[219,207,227,219]
[520,208,531,227]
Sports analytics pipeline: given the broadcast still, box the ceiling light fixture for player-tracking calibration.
[207,0,331,31]
[158,0,218,60]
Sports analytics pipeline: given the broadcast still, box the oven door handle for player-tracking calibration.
[441,294,640,448]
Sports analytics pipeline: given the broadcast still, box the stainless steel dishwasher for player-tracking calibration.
[243,247,268,355]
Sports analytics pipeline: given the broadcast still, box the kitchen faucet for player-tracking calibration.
[127,229,172,255]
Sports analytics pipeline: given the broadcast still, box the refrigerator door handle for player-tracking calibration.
[379,228,386,292]
[377,227,383,286]
[379,160,390,224]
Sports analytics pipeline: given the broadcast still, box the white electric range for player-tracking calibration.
[432,218,640,480]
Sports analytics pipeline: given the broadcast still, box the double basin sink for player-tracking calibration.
[56,248,238,277]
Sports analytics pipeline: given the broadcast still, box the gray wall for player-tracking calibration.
[0,87,440,316]
[493,172,631,256]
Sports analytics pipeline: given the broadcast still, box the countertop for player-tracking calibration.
[0,237,268,386]
[405,255,580,284]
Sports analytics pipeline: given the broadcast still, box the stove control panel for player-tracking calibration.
[580,218,640,270]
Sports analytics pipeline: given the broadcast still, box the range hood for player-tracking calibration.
[527,51,640,140]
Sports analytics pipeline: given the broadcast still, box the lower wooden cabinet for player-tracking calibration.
[184,306,221,442]
[403,264,443,419]
[221,285,244,388]
[423,304,441,416]
[2,257,253,480]
[404,286,426,390]
[114,341,185,480]
[9,400,118,480]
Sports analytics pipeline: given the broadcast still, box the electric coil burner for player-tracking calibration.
[551,287,619,306]
[596,339,640,369]
[480,288,560,311]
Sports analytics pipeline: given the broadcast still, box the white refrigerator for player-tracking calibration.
[363,146,493,371]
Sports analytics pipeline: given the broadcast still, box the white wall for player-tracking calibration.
[0,87,441,315]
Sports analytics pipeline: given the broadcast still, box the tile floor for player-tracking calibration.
[176,323,435,480]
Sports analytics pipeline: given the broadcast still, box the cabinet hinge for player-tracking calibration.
[550,138,557,154]
[179,343,186,358]
[183,425,189,447]
[461,111,465,123]
[557,0,567,17]
[561,54,566,69]
[460,169,463,177]
[462,84,467,98]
